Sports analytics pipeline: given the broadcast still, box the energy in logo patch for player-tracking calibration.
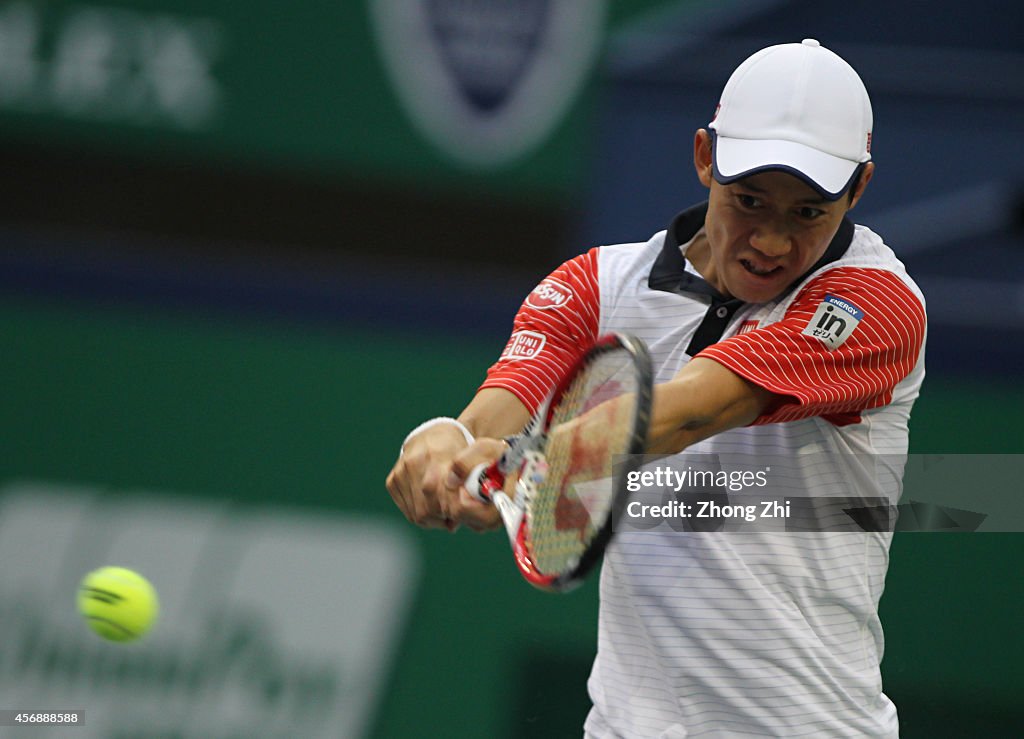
[802,294,864,350]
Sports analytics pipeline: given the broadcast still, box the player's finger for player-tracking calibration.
[420,461,459,531]
[444,438,508,531]
[403,446,458,530]
[387,454,440,528]
[406,465,449,530]
[385,460,419,526]
[446,438,509,490]
[457,487,501,532]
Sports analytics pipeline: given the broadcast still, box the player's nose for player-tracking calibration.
[748,225,792,257]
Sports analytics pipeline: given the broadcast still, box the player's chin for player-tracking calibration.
[728,264,791,303]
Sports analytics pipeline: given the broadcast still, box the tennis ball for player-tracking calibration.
[78,566,159,643]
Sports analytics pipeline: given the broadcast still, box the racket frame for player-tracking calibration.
[468,333,652,592]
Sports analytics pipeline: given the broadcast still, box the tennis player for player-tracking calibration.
[388,39,925,737]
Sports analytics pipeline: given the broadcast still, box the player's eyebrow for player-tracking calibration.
[737,180,830,205]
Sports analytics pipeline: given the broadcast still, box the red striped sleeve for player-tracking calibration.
[696,267,926,426]
[479,248,601,413]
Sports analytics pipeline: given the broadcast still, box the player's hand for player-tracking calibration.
[386,423,472,531]
[444,439,507,533]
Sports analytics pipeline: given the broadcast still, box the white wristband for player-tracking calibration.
[401,417,475,454]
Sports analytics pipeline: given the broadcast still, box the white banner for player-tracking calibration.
[0,481,420,738]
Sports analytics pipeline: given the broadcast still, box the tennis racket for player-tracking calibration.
[465,333,652,592]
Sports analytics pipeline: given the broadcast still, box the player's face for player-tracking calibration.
[702,173,850,303]
[692,130,872,304]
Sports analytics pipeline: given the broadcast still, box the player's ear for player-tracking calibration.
[694,129,714,188]
[846,162,874,210]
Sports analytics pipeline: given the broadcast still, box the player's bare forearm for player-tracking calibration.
[645,357,778,454]
[458,387,532,439]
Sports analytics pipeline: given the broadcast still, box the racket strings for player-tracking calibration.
[526,350,638,574]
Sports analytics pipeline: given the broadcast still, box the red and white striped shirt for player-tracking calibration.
[481,203,926,738]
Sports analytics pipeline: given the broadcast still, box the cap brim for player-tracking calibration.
[713,135,864,200]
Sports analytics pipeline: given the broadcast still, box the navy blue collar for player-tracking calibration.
[647,202,855,354]
[648,201,855,301]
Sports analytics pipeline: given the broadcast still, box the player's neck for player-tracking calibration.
[683,231,727,297]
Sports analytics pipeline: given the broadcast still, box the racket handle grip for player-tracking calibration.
[465,462,504,503]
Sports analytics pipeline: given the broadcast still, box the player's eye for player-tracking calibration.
[736,194,761,209]
[797,206,826,220]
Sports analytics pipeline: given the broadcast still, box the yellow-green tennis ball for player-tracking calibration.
[78,566,159,643]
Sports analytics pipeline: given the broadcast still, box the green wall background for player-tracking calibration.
[2,294,1021,737]
[0,0,681,203]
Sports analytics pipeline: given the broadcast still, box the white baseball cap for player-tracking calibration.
[709,39,873,200]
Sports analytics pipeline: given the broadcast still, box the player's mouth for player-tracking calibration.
[740,259,783,278]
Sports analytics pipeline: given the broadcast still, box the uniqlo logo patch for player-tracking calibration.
[501,331,547,361]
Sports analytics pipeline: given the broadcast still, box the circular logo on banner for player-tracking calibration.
[369,0,608,168]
